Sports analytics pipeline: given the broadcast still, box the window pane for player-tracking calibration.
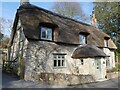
[58,60,61,66]
[54,56,56,58]
[58,56,60,58]
[104,40,108,47]
[62,56,64,59]
[62,60,64,66]
[81,59,84,65]
[80,34,85,44]
[54,60,57,67]
[41,27,46,39]
[41,26,52,40]
[47,29,52,40]
[41,30,46,38]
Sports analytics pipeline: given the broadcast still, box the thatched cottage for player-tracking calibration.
[7,2,117,85]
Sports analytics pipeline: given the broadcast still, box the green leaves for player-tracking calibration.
[94,2,120,52]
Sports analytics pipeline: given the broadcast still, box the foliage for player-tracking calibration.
[52,2,89,22]
[93,2,120,52]
[115,51,120,59]
[1,36,10,48]
[107,63,120,73]
[112,67,120,72]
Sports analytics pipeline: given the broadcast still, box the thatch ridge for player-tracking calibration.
[19,3,92,27]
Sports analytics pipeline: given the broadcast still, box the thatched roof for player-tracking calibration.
[9,3,117,49]
[72,44,106,58]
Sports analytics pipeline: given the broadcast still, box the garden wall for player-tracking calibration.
[25,72,95,85]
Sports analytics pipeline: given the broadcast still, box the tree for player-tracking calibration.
[93,2,120,53]
[0,17,13,37]
[0,17,12,48]
[1,37,10,48]
[52,2,89,22]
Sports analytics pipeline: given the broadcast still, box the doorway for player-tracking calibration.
[95,58,102,80]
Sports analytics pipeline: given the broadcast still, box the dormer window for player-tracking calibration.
[40,26,52,40]
[104,37,109,47]
[104,39,108,47]
[79,34,86,44]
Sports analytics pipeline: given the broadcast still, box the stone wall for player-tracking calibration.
[106,72,119,79]
[103,48,115,69]
[75,58,106,81]
[24,40,108,84]
[25,40,79,78]
[27,72,95,85]
[7,19,28,75]
[24,41,97,85]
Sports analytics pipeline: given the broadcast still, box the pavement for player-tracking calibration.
[1,71,120,88]
[2,72,68,88]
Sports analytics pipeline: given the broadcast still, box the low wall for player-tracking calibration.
[106,72,119,79]
[25,72,95,85]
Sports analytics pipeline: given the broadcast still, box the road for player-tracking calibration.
[71,77,119,88]
[2,71,120,88]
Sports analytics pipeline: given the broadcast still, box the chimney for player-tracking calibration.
[20,0,29,5]
[91,11,97,27]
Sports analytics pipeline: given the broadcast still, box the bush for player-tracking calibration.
[107,63,120,73]
[116,63,120,68]
[112,67,120,72]
[115,63,120,71]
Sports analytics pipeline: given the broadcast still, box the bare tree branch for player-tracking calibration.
[0,17,13,37]
[52,2,89,22]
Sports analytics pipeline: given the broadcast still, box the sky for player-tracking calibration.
[1,1,94,36]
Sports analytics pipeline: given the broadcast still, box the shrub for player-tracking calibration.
[106,63,120,73]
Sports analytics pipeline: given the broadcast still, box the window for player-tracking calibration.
[104,39,108,47]
[103,61,105,64]
[81,59,84,65]
[53,54,66,67]
[79,34,86,44]
[40,26,52,40]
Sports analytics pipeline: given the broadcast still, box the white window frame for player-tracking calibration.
[53,54,66,68]
[79,34,86,44]
[104,39,108,47]
[40,26,52,40]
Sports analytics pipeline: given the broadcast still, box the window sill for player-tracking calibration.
[79,44,86,45]
[53,66,66,69]
[104,47,108,48]
[40,39,53,42]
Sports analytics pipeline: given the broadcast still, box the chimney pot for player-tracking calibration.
[20,0,29,5]
[91,11,97,27]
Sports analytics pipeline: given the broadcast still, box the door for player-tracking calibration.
[95,58,102,80]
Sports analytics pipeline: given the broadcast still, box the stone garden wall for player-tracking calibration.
[26,72,95,85]
[106,72,119,79]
